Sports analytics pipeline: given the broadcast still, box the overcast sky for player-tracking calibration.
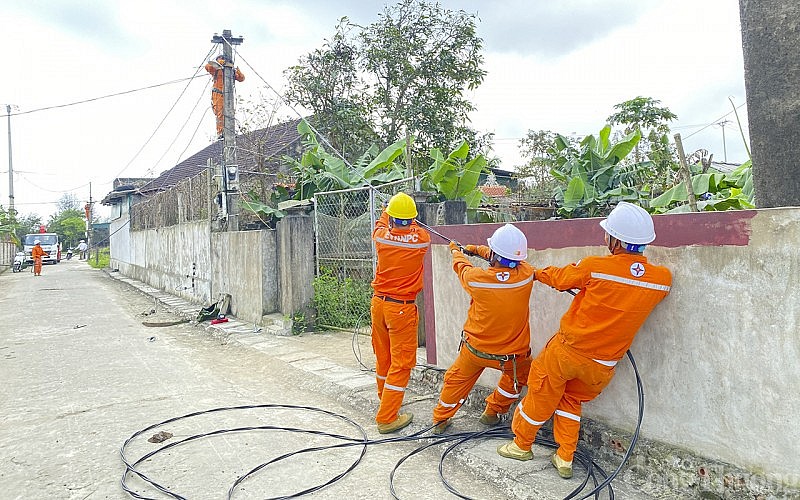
[1,0,748,221]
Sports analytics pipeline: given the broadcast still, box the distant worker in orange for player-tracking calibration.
[498,202,672,480]
[431,224,534,434]
[205,54,245,139]
[31,240,48,276]
[371,193,430,434]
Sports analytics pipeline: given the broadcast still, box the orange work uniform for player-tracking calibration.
[205,61,245,137]
[370,211,430,424]
[433,244,535,424]
[512,253,671,462]
[31,245,47,276]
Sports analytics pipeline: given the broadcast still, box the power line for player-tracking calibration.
[9,76,206,117]
[105,45,217,183]
[683,103,746,139]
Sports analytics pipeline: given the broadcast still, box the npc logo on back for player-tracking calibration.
[495,271,510,282]
[630,262,645,278]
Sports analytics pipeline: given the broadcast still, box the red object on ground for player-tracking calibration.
[210,318,229,325]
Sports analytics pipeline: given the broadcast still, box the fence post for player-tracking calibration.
[278,205,315,324]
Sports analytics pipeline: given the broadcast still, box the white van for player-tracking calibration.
[23,233,61,264]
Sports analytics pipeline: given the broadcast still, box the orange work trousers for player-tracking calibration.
[33,257,43,276]
[511,335,615,462]
[433,345,531,423]
[370,296,419,424]
[212,92,223,136]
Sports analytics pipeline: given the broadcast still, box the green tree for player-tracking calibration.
[283,22,377,160]
[284,0,486,171]
[607,96,678,194]
[47,208,86,250]
[515,130,562,201]
[12,212,42,246]
[56,193,81,213]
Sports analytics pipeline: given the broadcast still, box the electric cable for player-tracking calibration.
[108,45,217,183]
[7,76,206,117]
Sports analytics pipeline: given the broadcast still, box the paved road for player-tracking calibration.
[0,260,656,499]
[0,260,509,499]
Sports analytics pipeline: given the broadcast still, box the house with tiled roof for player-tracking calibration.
[102,118,304,219]
[137,118,303,196]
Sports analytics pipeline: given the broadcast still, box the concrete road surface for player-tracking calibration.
[0,259,656,499]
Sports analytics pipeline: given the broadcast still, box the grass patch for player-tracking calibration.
[86,247,110,269]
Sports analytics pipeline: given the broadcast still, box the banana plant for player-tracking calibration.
[420,140,487,209]
[550,125,645,218]
[650,160,754,213]
[284,119,406,199]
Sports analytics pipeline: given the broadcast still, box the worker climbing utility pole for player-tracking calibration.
[210,29,244,231]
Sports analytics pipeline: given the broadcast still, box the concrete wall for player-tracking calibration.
[211,229,278,324]
[109,212,313,327]
[422,207,800,485]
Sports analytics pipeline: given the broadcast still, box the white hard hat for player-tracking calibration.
[599,201,656,244]
[34,239,40,244]
[487,224,528,260]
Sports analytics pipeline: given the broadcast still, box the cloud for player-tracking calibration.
[442,0,661,57]
[9,0,133,51]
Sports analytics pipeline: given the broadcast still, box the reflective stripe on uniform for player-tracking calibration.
[519,407,547,426]
[591,272,671,292]
[376,374,387,380]
[438,399,458,408]
[592,358,617,367]
[375,237,430,250]
[555,409,581,422]
[468,274,534,289]
[384,383,406,392]
[497,386,520,399]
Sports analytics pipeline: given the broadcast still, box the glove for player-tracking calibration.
[463,244,478,256]
[448,240,463,253]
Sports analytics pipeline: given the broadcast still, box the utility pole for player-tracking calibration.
[6,104,14,215]
[715,119,730,162]
[211,29,243,231]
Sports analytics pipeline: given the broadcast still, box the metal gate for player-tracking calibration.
[312,178,416,329]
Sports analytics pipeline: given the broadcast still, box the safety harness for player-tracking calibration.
[460,332,521,392]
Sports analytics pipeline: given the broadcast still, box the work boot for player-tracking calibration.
[431,419,451,435]
[496,441,533,461]
[551,452,573,479]
[377,413,413,434]
[478,410,501,426]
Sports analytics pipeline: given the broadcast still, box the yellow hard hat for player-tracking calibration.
[386,192,417,219]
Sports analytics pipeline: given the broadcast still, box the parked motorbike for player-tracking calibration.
[12,252,25,273]
[66,248,73,260]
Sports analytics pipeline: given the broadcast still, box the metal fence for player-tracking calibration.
[312,178,416,328]
[131,170,211,231]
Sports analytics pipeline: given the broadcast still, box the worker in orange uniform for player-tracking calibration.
[371,192,430,434]
[498,202,672,479]
[205,54,245,139]
[31,240,48,276]
[431,224,534,434]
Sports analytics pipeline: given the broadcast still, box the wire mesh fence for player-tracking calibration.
[131,170,211,231]
[312,178,416,329]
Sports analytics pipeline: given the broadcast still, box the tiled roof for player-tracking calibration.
[138,118,304,195]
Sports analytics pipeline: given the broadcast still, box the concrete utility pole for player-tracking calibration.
[211,29,243,231]
[6,104,14,214]
[740,0,800,207]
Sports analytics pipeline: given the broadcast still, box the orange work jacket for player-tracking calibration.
[371,211,430,301]
[31,245,46,259]
[453,245,534,356]
[536,253,672,361]
[204,63,245,92]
